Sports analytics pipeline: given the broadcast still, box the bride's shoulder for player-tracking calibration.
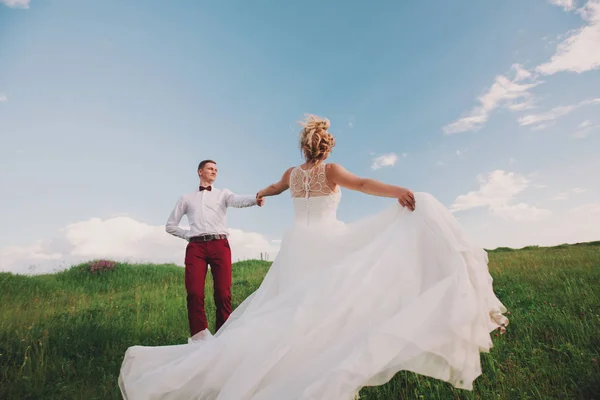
[324,163,344,173]
[323,163,343,181]
[283,166,297,179]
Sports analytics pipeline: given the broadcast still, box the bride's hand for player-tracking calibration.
[397,189,415,211]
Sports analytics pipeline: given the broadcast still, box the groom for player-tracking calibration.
[166,159,264,341]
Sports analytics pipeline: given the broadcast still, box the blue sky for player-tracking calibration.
[1,0,599,273]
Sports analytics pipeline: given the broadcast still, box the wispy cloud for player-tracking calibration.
[371,153,399,170]
[506,96,537,111]
[571,119,600,138]
[511,64,534,83]
[537,0,600,75]
[548,0,577,11]
[445,1,600,134]
[552,192,570,200]
[519,106,577,126]
[0,93,7,102]
[569,202,600,214]
[518,98,600,126]
[0,0,30,9]
[443,65,541,134]
[530,123,554,131]
[451,170,551,221]
[552,187,588,200]
[491,203,553,221]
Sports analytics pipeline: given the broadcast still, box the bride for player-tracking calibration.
[118,115,509,399]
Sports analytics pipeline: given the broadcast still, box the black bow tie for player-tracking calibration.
[199,185,212,192]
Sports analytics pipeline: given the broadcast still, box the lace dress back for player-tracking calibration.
[289,163,341,226]
[290,163,337,198]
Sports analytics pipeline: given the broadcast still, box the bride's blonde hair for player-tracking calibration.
[298,114,335,163]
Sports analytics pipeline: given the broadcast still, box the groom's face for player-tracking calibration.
[199,162,218,183]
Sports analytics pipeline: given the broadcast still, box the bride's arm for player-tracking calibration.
[256,167,294,199]
[326,163,415,210]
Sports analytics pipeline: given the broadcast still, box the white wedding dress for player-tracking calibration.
[118,164,508,400]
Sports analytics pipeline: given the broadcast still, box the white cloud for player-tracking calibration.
[548,0,577,11]
[443,65,541,134]
[572,119,599,138]
[0,93,7,102]
[537,0,600,75]
[228,228,279,261]
[552,192,570,200]
[550,187,587,201]
[569,202,600,213]
[506,97,537,111]
[572,127,597,138]
[451,170,528,211]
[451,170,551,221]
[492,203,553,221]
[0,0,30,9]
[465,201,600,249]
[512,63,534,81]
[518,97,600,126]
[519,105,576,126]
[530,122,555,131]
[445,1,600,134]
[0,217,280,275]
[371,153,398,170]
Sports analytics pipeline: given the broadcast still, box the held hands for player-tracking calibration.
[256,191,265,207]
[397,188,416,211]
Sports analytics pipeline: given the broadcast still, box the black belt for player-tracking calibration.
[189,234,227,242]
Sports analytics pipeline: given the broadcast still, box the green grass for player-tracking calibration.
[1,243,599,399]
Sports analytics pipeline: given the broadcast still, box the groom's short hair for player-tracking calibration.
[198,159,216,170]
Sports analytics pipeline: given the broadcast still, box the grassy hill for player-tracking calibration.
[1,243,599,399]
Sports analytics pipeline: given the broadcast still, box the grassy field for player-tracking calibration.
[1,243,599,399]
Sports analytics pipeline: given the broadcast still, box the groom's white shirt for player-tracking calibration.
[166,186,257,240]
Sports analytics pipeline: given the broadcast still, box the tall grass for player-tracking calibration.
[1,244,598,399]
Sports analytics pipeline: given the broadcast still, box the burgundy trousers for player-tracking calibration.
[184,238,232,336]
